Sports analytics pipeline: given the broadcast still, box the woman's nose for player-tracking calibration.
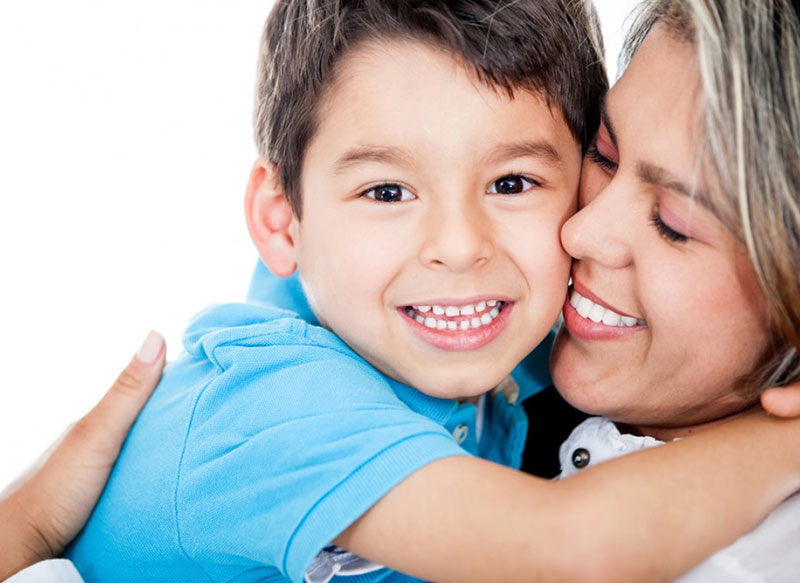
[418,199,494,272]
[561,179,633,268]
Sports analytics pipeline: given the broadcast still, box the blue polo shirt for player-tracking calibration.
[66,261,552,583]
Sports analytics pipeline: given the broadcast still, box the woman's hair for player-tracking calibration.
[623,0,800,393]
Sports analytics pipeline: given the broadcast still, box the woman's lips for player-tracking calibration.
[399,300,513,351]
[562,287,647,341]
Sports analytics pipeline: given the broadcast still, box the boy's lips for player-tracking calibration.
[398,299,513,351]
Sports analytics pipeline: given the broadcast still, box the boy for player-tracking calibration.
[67,1,604,581]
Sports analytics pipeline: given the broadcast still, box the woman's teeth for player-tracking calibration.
[570,290,645,327]
[405,300,503,330]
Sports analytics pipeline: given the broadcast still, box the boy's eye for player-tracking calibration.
[487,175,539,195]
[361,183,415,203]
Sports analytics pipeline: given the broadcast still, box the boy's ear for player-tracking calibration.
[244,158,298,277]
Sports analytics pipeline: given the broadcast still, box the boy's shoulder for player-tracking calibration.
[181,300,366,374]
[69,300,466,583]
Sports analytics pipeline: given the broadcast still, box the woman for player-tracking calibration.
[538,0,800,577]
[6,0,800,581]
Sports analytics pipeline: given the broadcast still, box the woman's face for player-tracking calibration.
[550,26,772,435]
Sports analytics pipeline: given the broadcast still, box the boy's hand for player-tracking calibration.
[761,383,800,418]
[0,332,166,580]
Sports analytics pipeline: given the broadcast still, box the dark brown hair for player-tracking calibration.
[254,0,608,217]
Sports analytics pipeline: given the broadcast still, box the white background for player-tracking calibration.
[0,0,637,489]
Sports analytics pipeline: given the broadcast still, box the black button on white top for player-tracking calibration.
[571,447,590,468]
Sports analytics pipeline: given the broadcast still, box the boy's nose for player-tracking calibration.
[419,201,494,272]
[561,180,632,269]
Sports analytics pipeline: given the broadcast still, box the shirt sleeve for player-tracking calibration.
[175,334,468,583]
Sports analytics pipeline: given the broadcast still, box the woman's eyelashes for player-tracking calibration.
[486,174,541,195]
[586,144,618,172]
[360,183,416,203]
[650,204,689,243]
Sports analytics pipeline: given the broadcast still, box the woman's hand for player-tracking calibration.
[0,332,166,580]
[762,383,800,418]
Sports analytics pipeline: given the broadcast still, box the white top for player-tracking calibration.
[559,417,800,582]
[4,559,84,583]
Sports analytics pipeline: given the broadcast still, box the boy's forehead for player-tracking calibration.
[311,39,579,165]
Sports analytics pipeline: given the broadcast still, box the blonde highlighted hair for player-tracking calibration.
[624,0,800,392]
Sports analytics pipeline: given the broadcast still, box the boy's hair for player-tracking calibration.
[254,0,608,218]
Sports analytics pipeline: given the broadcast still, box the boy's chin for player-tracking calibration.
[403,370,510,402]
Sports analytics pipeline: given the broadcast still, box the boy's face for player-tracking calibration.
[288,41,580,399]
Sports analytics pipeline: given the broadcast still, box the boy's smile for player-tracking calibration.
[401,298,511,351]
[277,40,581,399]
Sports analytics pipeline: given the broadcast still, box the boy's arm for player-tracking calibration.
[336,408,800,582]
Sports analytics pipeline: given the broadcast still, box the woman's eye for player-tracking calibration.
[487,175,540,195]
[586,145,618,172]
[361,183,415,203]
[650,205,689,243]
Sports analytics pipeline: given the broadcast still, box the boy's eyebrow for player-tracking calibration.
[334,145,415,173]
[487,140,563,167]
[488,140,562,171]
[637,161,718,216]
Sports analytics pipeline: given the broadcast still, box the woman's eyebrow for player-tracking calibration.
[637,161,719,217]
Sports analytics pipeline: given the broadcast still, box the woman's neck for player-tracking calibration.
[620,405,759,442]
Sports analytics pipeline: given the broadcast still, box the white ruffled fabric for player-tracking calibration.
[558,417,800,582]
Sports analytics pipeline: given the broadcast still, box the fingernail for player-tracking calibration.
[136,331,162,364]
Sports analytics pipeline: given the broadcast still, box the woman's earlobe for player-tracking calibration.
[244,159,298,277]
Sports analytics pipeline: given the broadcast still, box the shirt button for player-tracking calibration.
[452,424,469,444]
[571,448,591,469]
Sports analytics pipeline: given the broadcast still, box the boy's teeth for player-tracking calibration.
[569,290,645,328]
[407,300,505,331]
